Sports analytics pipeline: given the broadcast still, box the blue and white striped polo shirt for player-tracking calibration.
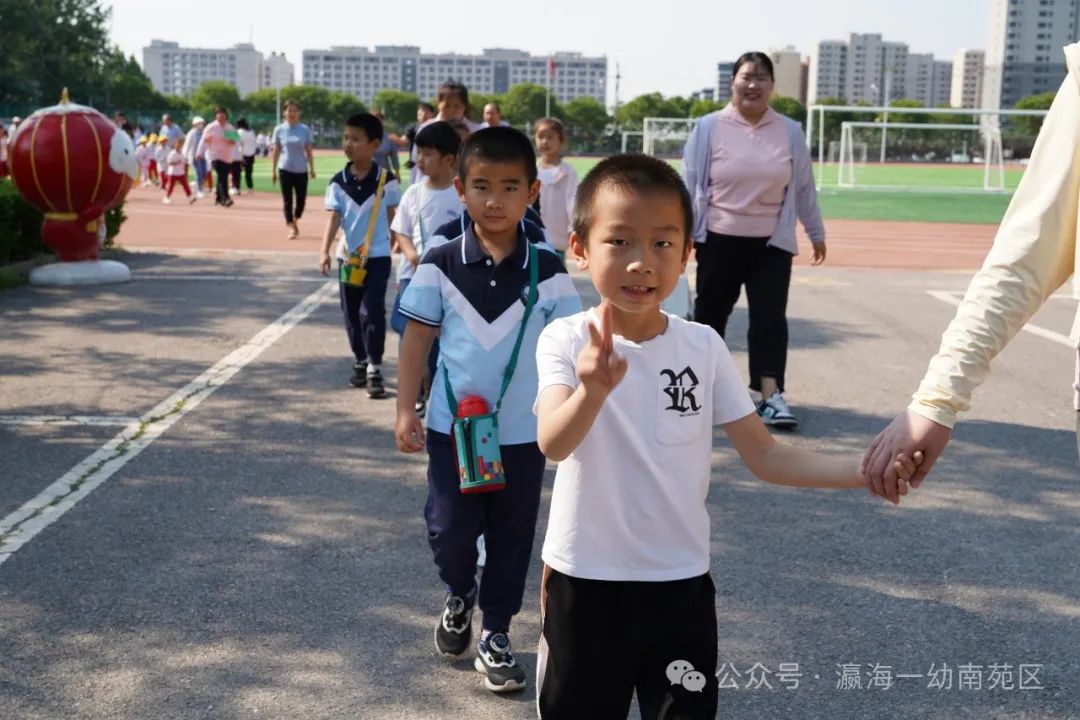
[324,162,401,260]
[399,224,582,444]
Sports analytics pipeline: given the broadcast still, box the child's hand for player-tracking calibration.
[318,252,332,276]
[864,451,924,502]
[577,302,627,397]
[395,410,425,452]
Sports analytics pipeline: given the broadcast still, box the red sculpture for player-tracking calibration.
[8,89,137,262]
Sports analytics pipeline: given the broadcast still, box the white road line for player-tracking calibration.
[0,281,337,566]
[926,290,1074,347]
[0,415,140,427]
[136,274,326,283]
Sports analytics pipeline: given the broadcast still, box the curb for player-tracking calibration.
[0,248,130,290]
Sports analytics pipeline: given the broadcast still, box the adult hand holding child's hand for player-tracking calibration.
[577,302,628,397]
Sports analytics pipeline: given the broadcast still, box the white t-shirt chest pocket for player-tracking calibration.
[654,363,709,446]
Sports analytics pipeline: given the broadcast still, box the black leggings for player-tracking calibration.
[243,155,255,189]
[694,232,793,393]
[279,169,308,224]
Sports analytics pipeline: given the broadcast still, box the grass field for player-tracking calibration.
[244,153,1020,226]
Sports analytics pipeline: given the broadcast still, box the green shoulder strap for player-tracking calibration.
[444,242,540,414]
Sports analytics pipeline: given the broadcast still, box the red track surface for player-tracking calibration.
[117,186,998,270]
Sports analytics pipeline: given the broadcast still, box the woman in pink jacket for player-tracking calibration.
[196,107,238,207]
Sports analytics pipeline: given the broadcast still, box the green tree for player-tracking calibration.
[243,88,280,115]
[0,0,112,109]
[661,96,691,118]
[372,89,420,132]
[191,81,243,117]
[875,98,927,125]
[562,97,610,133]
[1012,91,1056,135]
[689,99,723,118]
[502,83,560,125]
[769,95,806,126]
[329,92,367,123]
[615,92,667,128]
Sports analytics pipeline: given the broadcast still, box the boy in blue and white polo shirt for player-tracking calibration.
[394,127,581,693]
[319,113,401,398]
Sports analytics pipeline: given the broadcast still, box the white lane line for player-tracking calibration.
[136,274,326,283]
[926,290,1074,347]
[0,415,140,428]
[0,281,337,566]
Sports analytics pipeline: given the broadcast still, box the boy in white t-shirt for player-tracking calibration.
[390,121,464,415]
[533,155,921,719]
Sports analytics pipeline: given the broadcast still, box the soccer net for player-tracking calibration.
[828,140,867,166]
[837,121,1006,192]
[642,117,696,158]
[806,104,1049,194]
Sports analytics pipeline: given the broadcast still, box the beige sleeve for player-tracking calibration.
[909,65,1080,428]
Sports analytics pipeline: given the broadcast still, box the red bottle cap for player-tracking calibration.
[458,395,489,417]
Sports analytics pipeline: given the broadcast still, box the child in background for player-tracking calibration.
[534,117,578,259]
[135,136,153,187]
[162,137,195,204]
[389,121,464,415]
[533,155,922,719]
[411,81,482,183]
[394,127,581,693]
[318,113,401,398]
[155,135,169,188]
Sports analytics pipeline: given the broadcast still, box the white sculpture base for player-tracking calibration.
[29,260,131,286]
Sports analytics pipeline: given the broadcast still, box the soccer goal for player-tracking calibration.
[621,130,643,153]
[828,140,868,166]
[642,117,696,158]
[836,121,1006,192]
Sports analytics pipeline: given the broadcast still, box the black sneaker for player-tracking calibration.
[349,364,367,388]
[474,632,526,692]
[434,591,474,657]
[368,369,386,399]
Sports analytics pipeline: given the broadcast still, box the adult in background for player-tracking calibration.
[183,116,207,199]
[158,113,185,148]
[236,118,257,194]
[864,41,1080,504]
[399,102,435,185]
[682,51,826,429]
[372,109,401,176]
[271,100,316,239]
[195,107,238,207]
[482,102,510,128]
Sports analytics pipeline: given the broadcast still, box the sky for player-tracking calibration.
[105,0,990,104]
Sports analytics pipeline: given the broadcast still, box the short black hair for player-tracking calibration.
[214,106,229,117]
[572,154,693,245]
[437,79,469,110]
[415,121,462,157]
[458,126,537,184]
[732,51,775,83]
[345,112,383,142]
[419,102,435,114]
[236,118,250,130]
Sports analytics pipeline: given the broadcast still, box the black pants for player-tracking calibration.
[694,232,793,393]
[279,169,308,224]
[337,257,390,365]
[243,155,255,189]
[425,431,546,632]
[538,570,718,719]
[212,160,231,203]
[229,161,242,192]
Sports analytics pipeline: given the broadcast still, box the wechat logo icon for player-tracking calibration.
[665,660,707,693]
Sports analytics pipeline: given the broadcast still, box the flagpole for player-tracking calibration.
[546,57,554,117]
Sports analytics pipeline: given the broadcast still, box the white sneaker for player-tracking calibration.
[196,191,205,199]
[229,186,239,196]
[757,392,798,429]
[162,197,171,204]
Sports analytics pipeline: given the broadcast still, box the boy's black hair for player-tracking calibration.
[572,154,693,245]
[214,106,229,117]
[345,112,383,142]
[414,121,462,157]
[457,126,537,184]
[236,118,250,130]
[419,102,435,114]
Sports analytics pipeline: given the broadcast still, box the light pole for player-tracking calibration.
[880,67,892,163]
[274,52,282,124]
